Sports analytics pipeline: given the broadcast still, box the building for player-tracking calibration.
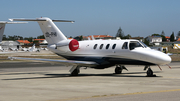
[1,41,20,50]
[16,40,31,45]
[165,36,170,42]
[147,36,162,45]
[33,39,45,43]
[177,38,180,41]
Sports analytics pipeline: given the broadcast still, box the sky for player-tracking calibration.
[1,0,180,38]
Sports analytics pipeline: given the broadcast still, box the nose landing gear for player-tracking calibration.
[145,66,156,77]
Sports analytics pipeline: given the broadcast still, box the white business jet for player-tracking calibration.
[9,17,171,77]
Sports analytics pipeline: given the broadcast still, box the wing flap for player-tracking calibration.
[9,57,98,67]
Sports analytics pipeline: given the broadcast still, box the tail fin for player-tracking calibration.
[0,23,6,42]
[0,21,27,43]
[9,17,74,44]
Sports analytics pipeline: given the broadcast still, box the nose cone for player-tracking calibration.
[157,54,171,65]
[150,50,172,65]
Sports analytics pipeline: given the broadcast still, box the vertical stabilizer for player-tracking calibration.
[0,23,6,42]
[37,18,67,44]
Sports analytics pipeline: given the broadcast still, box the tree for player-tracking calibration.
[177,31,180,36]
[170,32,175,42]
[144,37,149,46]
[116,27,124,39]
[124,34,131,39]
[74,35,83,41]
[24,37,35,42]
[161,30,165,36]
[37,35,45,39]
[2,35,7,40]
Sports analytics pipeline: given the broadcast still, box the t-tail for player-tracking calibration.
[9,17,79,52]
[9,17,74,45]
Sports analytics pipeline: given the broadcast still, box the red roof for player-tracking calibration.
[68,38,73,39]
[177,38,180,41]
[16,40,30,44]
[165,36,170,39]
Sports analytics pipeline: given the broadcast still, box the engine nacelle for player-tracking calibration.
[56,39,79,52]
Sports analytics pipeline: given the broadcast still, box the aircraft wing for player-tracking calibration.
[9,57,98,67]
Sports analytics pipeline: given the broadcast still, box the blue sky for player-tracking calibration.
[1,0,180,38]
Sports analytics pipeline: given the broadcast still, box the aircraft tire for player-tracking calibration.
[115,67,122,74]
[71,68,80,76]
[147,68,153,77]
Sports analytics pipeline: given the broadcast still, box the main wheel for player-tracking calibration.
[115,66,122,74]
[71,68,80,76]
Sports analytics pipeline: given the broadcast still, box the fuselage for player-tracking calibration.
[48,39,171,69]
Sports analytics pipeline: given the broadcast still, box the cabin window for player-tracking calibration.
[112,44,116,49]
[129,41,143,50]
[106,44,110,49]
[100,44,103,49]
[122,42,128,49]
[94,44,98,49]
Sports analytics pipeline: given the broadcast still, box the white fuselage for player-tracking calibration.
[48,39,171,67]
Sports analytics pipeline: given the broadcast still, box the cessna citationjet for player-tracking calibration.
[9,17,171,76]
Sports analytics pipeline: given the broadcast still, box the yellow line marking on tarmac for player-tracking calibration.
[122,89,180,95]
[48,89,180,101]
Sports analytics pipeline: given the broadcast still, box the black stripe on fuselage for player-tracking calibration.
[56,54,155,68]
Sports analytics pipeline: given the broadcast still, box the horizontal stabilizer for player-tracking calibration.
[9,18,74,23]
[0,21,27,24]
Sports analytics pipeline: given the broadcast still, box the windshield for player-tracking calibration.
[139,41,148,48]
[129,41,144,50]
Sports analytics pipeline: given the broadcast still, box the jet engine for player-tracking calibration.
[56,39,79,52]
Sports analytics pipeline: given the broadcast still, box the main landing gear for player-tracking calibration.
[69,65,80,76]
[115,65,128,74]
[144,65,156,77]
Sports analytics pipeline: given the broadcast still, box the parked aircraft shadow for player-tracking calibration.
[2,71,162,80]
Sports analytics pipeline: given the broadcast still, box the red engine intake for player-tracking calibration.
[69,39,79,52]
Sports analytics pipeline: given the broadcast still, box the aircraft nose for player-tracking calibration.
[155,53,171,65]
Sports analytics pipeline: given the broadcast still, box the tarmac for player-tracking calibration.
[0,61,180,101]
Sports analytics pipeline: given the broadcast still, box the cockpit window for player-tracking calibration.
[139,41,148,48]
[122,42,128,49]
[129,41,144,50]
